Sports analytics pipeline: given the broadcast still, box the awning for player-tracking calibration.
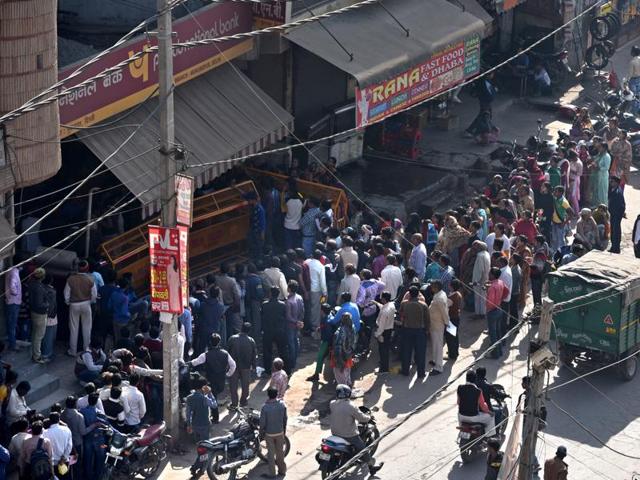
[79,64,293,217]
[449,0,495,36]
[285,0,485,88]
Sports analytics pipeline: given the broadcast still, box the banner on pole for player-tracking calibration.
[175,174,194,227]
[148,225,183,314]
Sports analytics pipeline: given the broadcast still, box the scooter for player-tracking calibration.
[315,406,380,479]
[100,421,170,480]
[457,384,510,464]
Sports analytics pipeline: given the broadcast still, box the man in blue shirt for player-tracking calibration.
[186,378,219,440]
[328,292,361,333]
[246,192,266,260]
[80,393,107,477]
[108,278,130,345]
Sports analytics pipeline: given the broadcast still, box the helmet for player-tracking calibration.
[336,384,352,399]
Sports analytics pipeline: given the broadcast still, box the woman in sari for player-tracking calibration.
[567,150,583,214]
[588,138,611,207]
[331,313,357,387]
[435,216,470,271]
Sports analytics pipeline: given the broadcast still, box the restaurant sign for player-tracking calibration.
[252,0,291,28]
[58,2,253,138]
[355,34,481,128]
[148,226,184,314]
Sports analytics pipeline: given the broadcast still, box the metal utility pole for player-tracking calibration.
[157,0,179,439]
[518,299,554,480]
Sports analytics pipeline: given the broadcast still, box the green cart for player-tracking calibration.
[547,251,640,381]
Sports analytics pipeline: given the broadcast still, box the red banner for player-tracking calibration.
[58,2,253,138]
[355,35,481,128]
[178,225,189,311]
[149,225,183,313]
[175,174,194,227]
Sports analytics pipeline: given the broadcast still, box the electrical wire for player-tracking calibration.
[0,0,380,126]
[0,100,162,257]
[548,397,640,460]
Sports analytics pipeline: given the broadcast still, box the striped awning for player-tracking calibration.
[79,64,293,218]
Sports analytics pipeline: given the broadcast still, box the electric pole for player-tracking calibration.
[157,0,179,439]
[518,299,554,480]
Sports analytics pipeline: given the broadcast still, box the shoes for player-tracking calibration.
[369,462,384,476]
[66,350,76,357]
[417,373,426,379]
[229,404,238,411]
[32,357,45,364]
[239,402,248,407]
[430,370,442,376]
[306,374,319,382]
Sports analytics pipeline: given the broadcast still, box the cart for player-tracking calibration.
[547,251,640,381]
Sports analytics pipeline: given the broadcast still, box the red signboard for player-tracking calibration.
[251,0,291,28]
[355,34,481,128]
[149,225,183,313]
[178,225,189,310]
[58,2,253,138]
[175,174,194,227]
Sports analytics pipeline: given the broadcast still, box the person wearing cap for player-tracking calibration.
[608,175,626,254]
[544,446,568,480]
[64,260,97,356]
[28,267,50,363]
[484,437,503,480]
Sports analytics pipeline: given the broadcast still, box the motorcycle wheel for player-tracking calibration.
[585,44,609,70]
[258,435,291,462]
[321,464,331,479]
[363,426,381,457]
[460,448,474,464]
[190,465,205,479]
[137,450,161,478]
[207,454,238,480]
[589,16,613,41]
[99,465,114,480]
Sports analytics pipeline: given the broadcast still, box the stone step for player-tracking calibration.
[25,373,59,405]
[29,390,67,415]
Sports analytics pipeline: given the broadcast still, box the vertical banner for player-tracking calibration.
[178,225,189,309]
[498,411,522,479]
[148,225,183,314]
[175,174,194,227]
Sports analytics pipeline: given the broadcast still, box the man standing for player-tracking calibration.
[227,322,257,408]
[259,387,288,479]
[186,378,219,441]
[216,262,242,339]
[284,281,304,371]
[123,373,146,432]
[446,279,463,361]
[496,256,512,342]
[544,446,569,480]
[356,270,384,348]
[399,286,430,378]
[550,186,572,253]
[629,45,640,98]
[61,396,93,478]
[42,411,73,476]
[608,175,626,254]
[380,254,402,300]
[305,250,327,331]
[190,333,237,397]
[408,234,427,280]
[28,268,49,363]
[4,266,21,352]
[472,241,490,319]
[486,268,507,358]
[246,192,266,260]
[428,280,450,375]
[197,286,226,355]
[261,287,288,375]
[300,197,320,257]
[19,420,53,479]
[373,292,396,373]
[64,260,97,356]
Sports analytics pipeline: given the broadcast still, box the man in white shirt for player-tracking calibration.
[338,236,358,272]
[497,256,513,340]
[99,373,131,417]
[380,254,403,300]
[123,373,146,432]
[428,281,451,375]
[338,264,361,301]
[77,382,105,413]
[304,249,327,329]
[6,381,30,426]
[43,412,73,466]
[485,223,511,258]
[373,292,396,373]
[629,45,640,97]
[263,257,289,301]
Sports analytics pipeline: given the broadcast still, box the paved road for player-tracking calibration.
[158,39,640,480]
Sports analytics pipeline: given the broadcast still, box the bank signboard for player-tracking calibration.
[58,2,253,138]
[355,34,481,128]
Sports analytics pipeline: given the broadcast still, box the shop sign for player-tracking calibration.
[355,34,481,128]
[178,225,189,311]
[252,0,291,28]
[175,174,194,227]
[148,225,184,314]
[58,2,253,138]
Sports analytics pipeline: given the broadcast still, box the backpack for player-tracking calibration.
[30,438,53,480]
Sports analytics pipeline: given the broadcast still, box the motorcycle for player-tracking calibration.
[190,408,291,480]
[100,421,170,480]
[457,384,510,464]
[315,406,380,479]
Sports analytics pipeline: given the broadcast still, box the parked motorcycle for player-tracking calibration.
[190,408,291,480]
[100,421,170,480]
[315,406,380,479]
[457,384,510,464]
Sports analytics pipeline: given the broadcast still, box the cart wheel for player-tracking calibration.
[618,356,637,381]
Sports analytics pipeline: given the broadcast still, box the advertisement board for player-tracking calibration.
[175,174,194,227]
[251,0,291,28]
[58,2,253,138]
[148,225,183,313]
[178,225,189,311]
[355,34,481,128]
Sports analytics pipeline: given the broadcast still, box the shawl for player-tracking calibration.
[436,217,471,254]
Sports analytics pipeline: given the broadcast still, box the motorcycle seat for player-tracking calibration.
[209,432,235,444]
[324,435,351,446]
[137,422,167,447]
[460,422,486,429]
